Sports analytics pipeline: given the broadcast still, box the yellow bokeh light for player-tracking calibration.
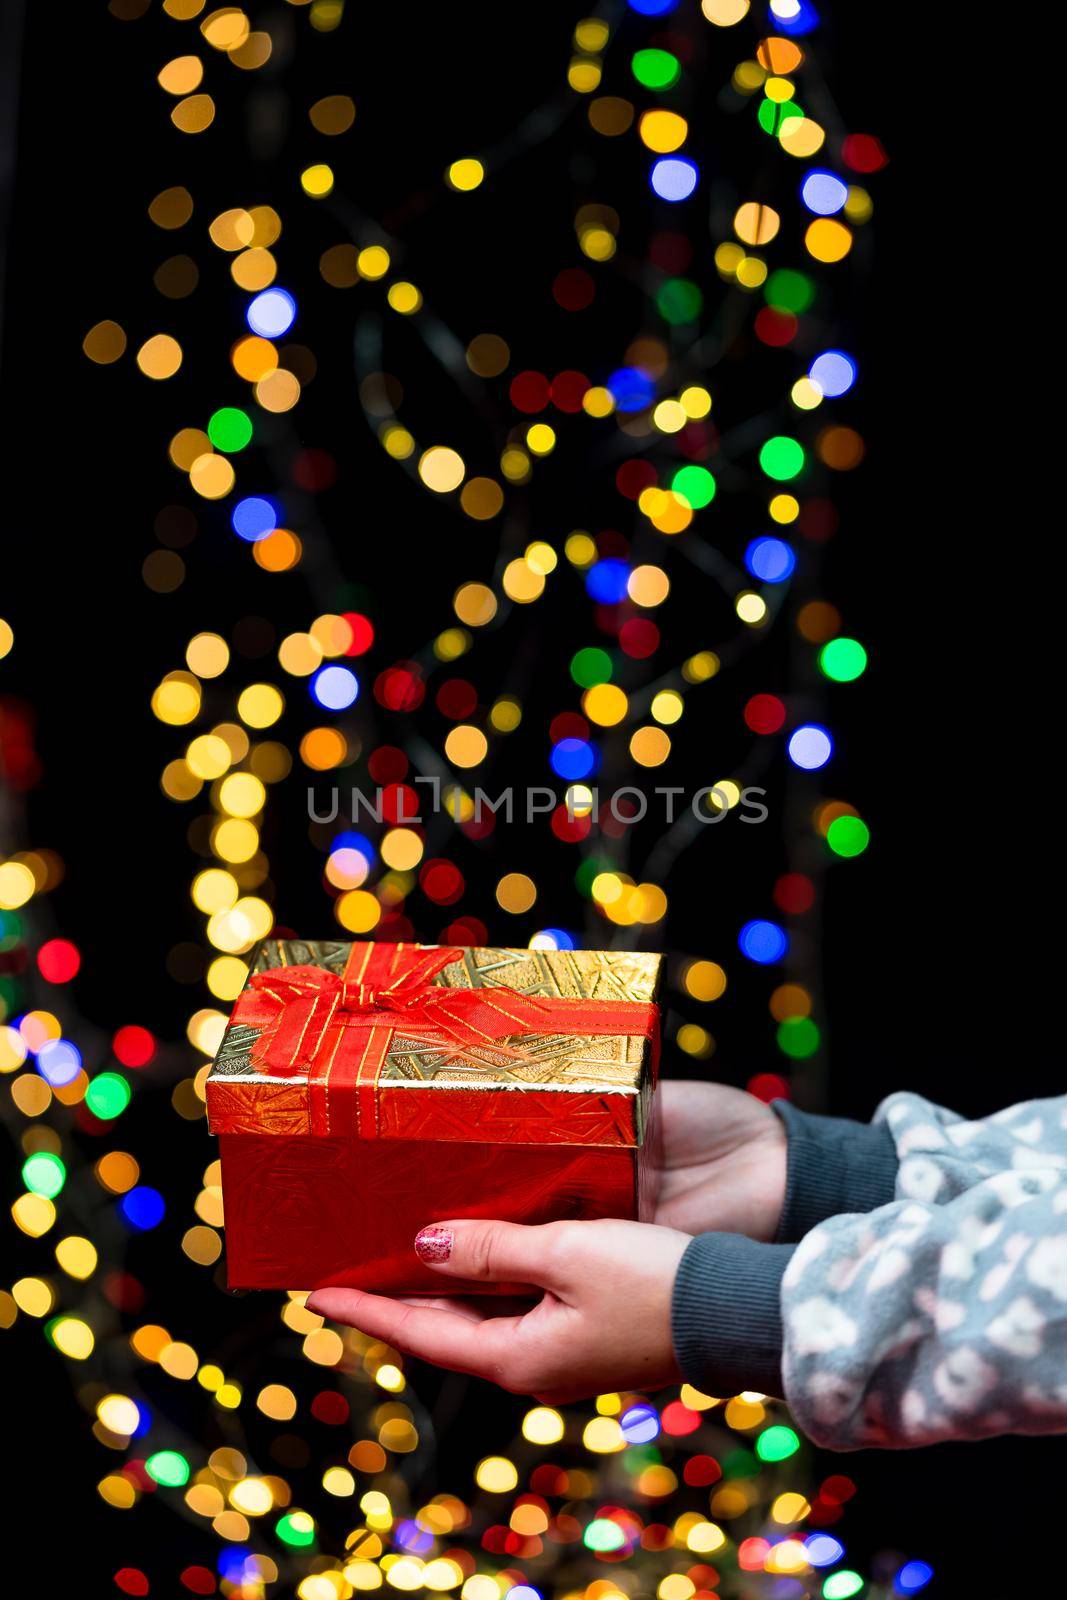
[701,0,749,21]
[734,201,780,245]
[526,423,555,456]
[447,158,484,191]
[628,564,670,606]
[521,1407,565,1445]
[780,116,825,158]
[680,385,712,418]
[639,109,688,152]
[158,54,204,94]
[387,281,423,314]
[805,217,852,262]
[583,683,628,726]
[685,960,727,1001]
[171,93,216,134]
[189,453,236,500]
[136,334,183,379]
[651,690,683,725]
[238,683,284,728]
[502,560,545,603]
[630,727,671,767]
[418,447,465,493]
[357,246,390,279]
[474,1457,518,1493]
[336,890,381,933]
[218,772,266,818]
[496,873,536,914]
[444,725,488,769]
[736,592,768,624]
[453,583,497,627]
[301,163,335,197]
[0,861,35,909]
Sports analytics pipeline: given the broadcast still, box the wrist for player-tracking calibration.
[771,1101,899,1242]
[671,1232,792,1398]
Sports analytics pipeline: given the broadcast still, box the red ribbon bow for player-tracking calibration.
[233,944,552,1076]
[225,941,659,1139]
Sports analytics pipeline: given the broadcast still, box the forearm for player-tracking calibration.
[672,1092,1067,1449]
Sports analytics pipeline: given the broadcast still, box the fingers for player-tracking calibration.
[306,1288,521,1378]
[413,1218,570,1288]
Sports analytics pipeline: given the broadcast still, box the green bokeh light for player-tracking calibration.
[631,48,680,90]
[656,278,703,324]
[764,269,815,314]
[570,647,613,688]
[721,1447,758,1480]
[22,1151,66,1199]
[276,1512,317,1548]
[584,1518,628,1552]
[820,637,868,682]
[759,436,805,481]
[672,465,717,508]
[207,406,253,453]
[758,97,802,136]
[823,1574,864,1600]
[755,1424,801,1462]
[146,1450,190,1487]
[827,816,870,858]
[776,1018,820,1060]
[85,1071,131,1121]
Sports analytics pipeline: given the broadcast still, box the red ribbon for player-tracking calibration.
[230,942,658,1138]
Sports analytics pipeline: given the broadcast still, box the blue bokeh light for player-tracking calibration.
[650,157,699,202]
[773,0,819,35]
[247,287,296,338]
[36,1038,82,1087]
[787,723,833,770]
[311,665,360,711]
[586,558,631,604]
[800,169,848,215]
[620,1403,661,1443]
[607,367,656,412]
[745,536,796,583]
[535,927,577,950]
[810,350,857,397]
[551,738,597,781]
[805,1535,845,1567]
[628,0,678,11]
[121,1186,166,1231]
[394,1520,434,1555]
[895,1561,934,1595]
[739,919,789,964]
[231,496,278,542]
[332,830,374,859]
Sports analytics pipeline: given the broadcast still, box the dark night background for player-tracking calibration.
[2,2,1060,1593]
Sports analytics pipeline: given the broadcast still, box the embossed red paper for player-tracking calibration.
[206,940,662,1292]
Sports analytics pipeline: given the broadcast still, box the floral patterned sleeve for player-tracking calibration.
[781,1093,1067,1449]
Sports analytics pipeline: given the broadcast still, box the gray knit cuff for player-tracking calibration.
[772,1101,899,1243]
[671,1232,793,1398]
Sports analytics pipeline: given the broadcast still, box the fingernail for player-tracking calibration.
[414,1225,453,1263]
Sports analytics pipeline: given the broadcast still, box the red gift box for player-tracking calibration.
[205,939,663,1293]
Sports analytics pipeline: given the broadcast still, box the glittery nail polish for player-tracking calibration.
[414,1225,453,1263]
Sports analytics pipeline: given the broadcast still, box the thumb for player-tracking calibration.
[414,1218,564,1288]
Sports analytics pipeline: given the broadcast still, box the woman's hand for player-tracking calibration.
[306,1217,690,1402]
[652,1079,786,1240]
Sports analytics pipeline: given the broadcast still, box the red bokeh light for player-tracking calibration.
[744,694,786,734]
[509,371,550,413]
[774,873,815,915]
[37,938,81,983]
[342,612,375,656]
[113,1025,155,1068]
